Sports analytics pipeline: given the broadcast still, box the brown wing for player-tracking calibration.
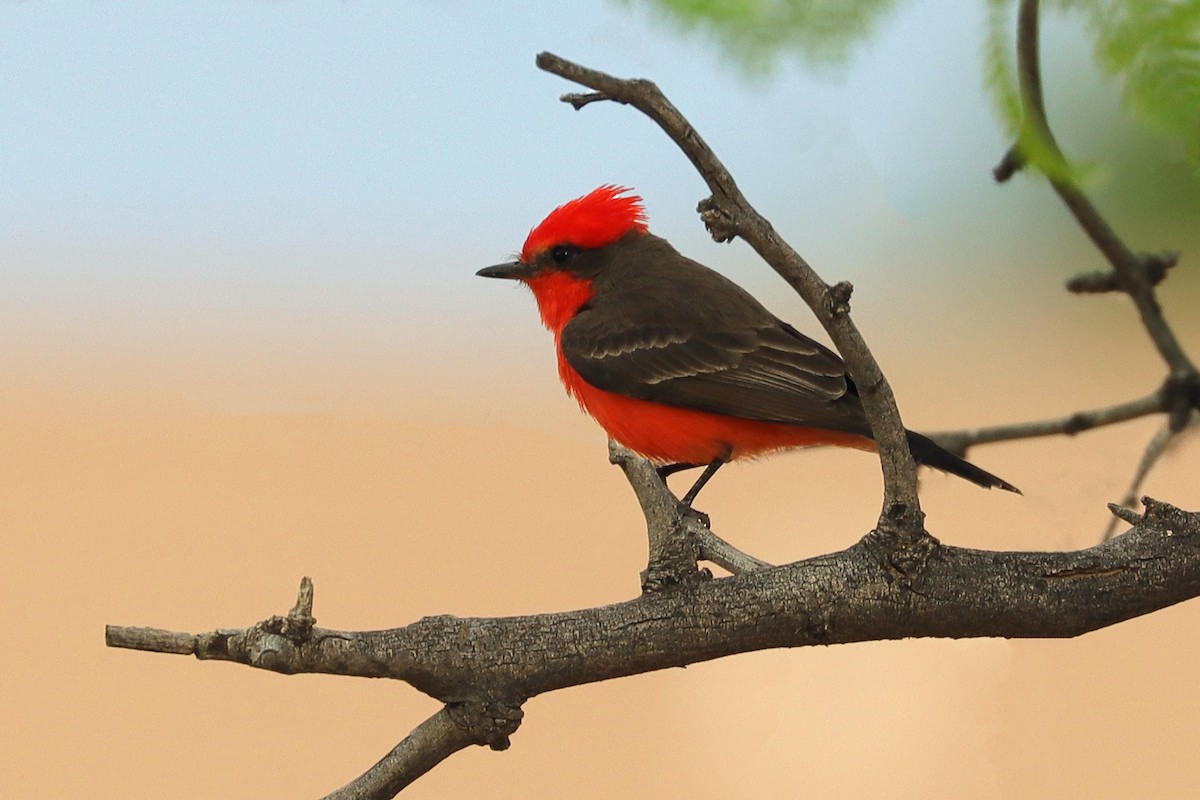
[561,314,871,435]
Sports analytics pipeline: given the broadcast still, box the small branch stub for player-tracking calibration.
[827,281,853,316]
[262,576,317,641]
[1108,502,1144,527]
[1066,252,1179,294]
[696,195,739,243]
[561,91,611,110]
[993,145,1025,182]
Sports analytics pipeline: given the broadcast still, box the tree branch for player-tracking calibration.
[320,708,484,800]
[536,51,925,540]
[1066,251,1178,294]
[1103,414,1199,541]
[107,499,1200,704]
[608,442,771,586]
[929,389,1168,455]
[104,41,1200,797]
[982,0,1199,523]
[1005,0,1197,390]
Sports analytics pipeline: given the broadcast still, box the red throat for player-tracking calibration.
[524,271,595,333]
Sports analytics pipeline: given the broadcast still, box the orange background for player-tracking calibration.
[3,3,1200,798]
[3,285,1198,798]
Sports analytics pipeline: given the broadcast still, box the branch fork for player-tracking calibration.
[447,699,524,751]
[946,0,1199,529]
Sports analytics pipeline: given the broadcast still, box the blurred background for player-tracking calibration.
[2,1,1198,798]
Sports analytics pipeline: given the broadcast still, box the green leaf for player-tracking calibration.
[985,0,1024,137]
[629,0,903,71]
[635,0,1200,161]
[1080,0,1200,160]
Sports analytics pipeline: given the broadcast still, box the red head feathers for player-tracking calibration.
[521,185,648,263]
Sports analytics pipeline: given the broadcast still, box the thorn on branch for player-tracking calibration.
[1139,496,1198,537]
[1100,415,1196,542]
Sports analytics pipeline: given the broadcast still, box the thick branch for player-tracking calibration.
[107,500,1200,705]
[536,51,924,538]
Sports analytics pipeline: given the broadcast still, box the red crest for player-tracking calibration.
[521,185,647,262]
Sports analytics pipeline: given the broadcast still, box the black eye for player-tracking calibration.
[550,245,573,264]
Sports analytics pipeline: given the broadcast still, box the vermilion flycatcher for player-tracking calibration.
[478,186,1017,503]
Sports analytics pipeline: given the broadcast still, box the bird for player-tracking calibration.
[477,185,1018,504]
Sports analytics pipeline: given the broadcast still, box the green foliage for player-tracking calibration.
[985,0,1024,137]
[1074,0,1200,160]
[985,0,1083,183]
[638,0,1200,161]
[630,0,901,70]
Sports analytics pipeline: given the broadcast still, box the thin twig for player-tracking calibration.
[1010,0,1197,382]
[1066,252,1178,294]
[536,51,925,539]
[321,708,479,800]
[694,525,772,574]
[1103,413,1199,541]
[990,0,1200,516]
[930,390,1167,455]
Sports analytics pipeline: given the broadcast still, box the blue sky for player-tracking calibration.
[3,1,1171,416]
[1,2,1012,254]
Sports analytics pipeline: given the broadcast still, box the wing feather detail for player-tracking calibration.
[562,317,868,433]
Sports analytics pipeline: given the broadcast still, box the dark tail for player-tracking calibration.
[906,431,1021,494]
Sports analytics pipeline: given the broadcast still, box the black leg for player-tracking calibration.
[656,462,702,480]
[679,456,727,507]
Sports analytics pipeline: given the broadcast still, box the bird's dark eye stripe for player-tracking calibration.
[550,245,573,264]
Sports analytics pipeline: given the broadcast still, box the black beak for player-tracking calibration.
[476,260,535,280]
